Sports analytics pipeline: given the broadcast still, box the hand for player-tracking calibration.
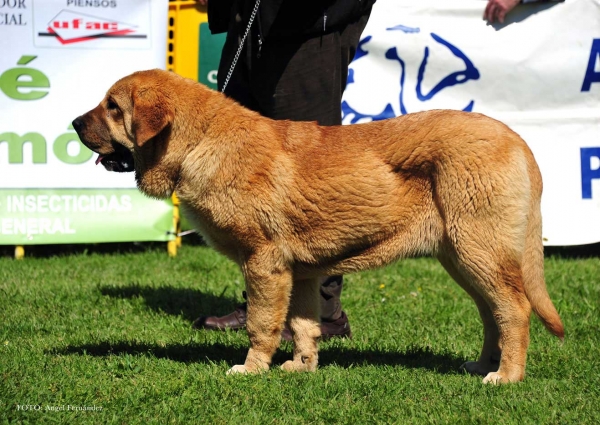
[484,0,520,24]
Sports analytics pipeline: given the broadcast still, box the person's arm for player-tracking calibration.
[484,0,520,24]
[196,0,234,34]
[484,0,564,24]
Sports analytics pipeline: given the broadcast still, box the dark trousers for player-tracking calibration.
[217,10,370,320]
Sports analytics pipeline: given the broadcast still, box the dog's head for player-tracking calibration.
[73,69,178,197]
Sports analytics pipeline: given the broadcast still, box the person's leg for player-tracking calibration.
[316,275,352,339]
[194,15,370,338]
[248,17,370,334]
[246,31,353,336]
[250,13,370,124]
[250,33,343,125]
[192,3,255,332]
[319,275,343,321]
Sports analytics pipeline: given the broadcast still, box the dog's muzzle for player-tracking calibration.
[72,117,135,173]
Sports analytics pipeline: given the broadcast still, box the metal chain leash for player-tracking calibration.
[221,0,261,93]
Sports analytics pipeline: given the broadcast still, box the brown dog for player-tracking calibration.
[72,69,564,384]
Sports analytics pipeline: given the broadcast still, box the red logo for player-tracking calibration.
[39,10,145,45]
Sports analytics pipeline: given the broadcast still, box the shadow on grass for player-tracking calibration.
[545,242,600,259]
[4,237,596,259]
[0,234,207,259]
[51,340,464,374]
[89,285,466,373]
[318,344,464,373]
[0,242,168,259]
[51,340,248,365]
[99,284,243,323]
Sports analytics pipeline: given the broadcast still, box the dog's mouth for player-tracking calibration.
[96,143,134,172]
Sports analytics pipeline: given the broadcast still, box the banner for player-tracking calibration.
[342,0,600,246]
[0,0,172,244]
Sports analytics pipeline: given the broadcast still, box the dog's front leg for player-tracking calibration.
[281,277,321,372]
[227,251,293,375]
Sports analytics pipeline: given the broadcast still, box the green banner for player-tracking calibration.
[0,188,174,245]
[198,23,226,89]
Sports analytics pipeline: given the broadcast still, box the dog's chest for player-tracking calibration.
[178,199,250,262]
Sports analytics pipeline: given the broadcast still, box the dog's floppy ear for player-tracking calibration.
[131,87,174,147]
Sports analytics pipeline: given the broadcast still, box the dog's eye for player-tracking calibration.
[107,99,118,110]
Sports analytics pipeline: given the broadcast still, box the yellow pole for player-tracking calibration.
[166,1,206,256]
[168,193,182,257]
[15,246,25,260]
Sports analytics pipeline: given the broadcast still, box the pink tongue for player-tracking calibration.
[95,155,104,165]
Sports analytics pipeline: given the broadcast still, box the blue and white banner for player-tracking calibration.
[343,0,600,246]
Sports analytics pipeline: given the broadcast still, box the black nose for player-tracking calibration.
[72,117,85,133]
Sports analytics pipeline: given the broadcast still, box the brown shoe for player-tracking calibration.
[281,311,352,342]
[192,297,247,331]
[193,292,352,341]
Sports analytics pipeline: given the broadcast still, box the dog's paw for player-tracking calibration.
[281,355,318,373]
[226,364,250,375]
[226,363,270,375]
[482,372,504,385]
[482,370,524,384]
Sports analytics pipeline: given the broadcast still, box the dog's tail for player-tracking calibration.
[522,158,564,340]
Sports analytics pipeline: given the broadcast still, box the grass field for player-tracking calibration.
[1,241,599,424]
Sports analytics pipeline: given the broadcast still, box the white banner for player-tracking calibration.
[343,0,600,246]
[0,0,171,245]
[0,0,167,189]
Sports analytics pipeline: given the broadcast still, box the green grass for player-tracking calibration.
[1,241,599,424]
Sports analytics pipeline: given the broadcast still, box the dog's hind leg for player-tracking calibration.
[481,267,531,384]
[228,249,293,375]
[447,246,532,384]
[281,277,321,372]
[437,254,501,376]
